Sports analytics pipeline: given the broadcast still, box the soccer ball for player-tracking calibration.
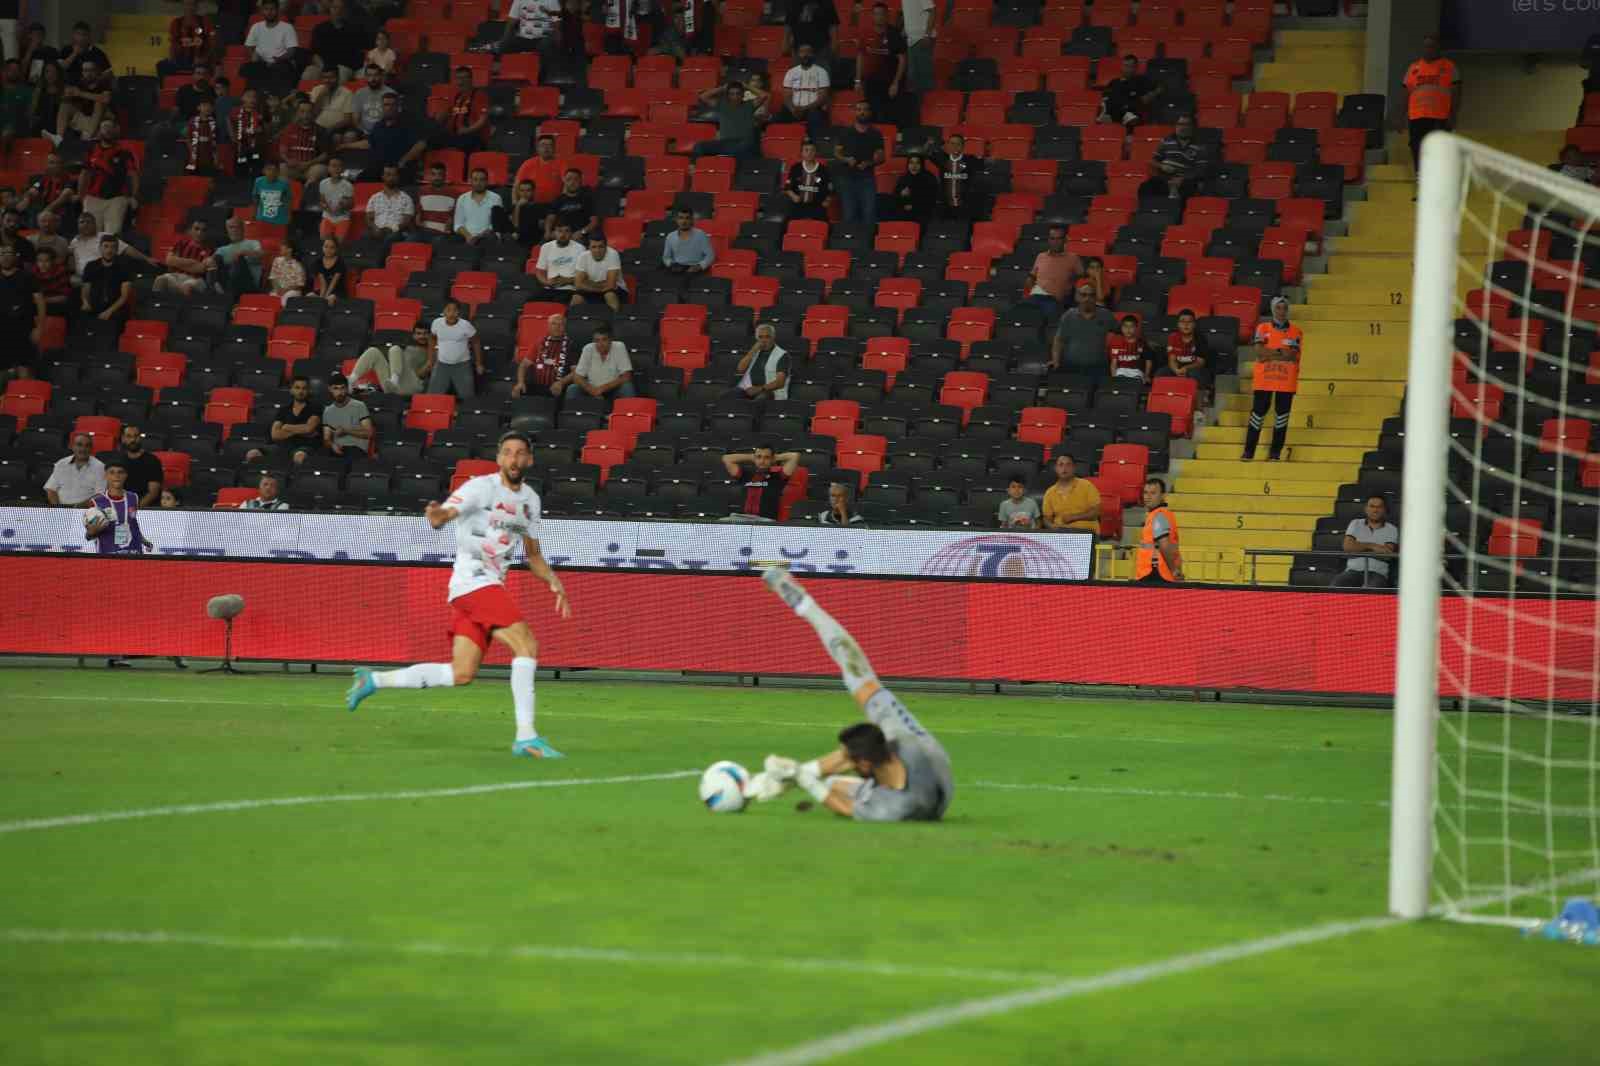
[698,761,748,814]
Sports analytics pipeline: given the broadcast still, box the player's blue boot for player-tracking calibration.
[512,737,564,759]
[346,667,377,712]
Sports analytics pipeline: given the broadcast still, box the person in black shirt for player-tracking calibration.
[175,63,217,121]
[1099,54,1159,129]
[308,0,370,83]
[0,208,35,264]
[834,99,885,225]
[721,443,802,521]
[785,0,838,57]
[248,375,323,467]
[543,169,597,241]
[784,140,833,222]
[59,22,112,89]
[891,151,938,223]
[81,235,134,324]
[0,244,44,380]
[115,423,165,508]
[929,133,984,220]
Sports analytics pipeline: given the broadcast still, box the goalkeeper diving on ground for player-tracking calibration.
[748,566,953,822]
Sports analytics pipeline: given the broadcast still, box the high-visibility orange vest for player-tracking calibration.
[1135,504,1179,581]
[1251,320,1303,393]
[1405,58,1457,121]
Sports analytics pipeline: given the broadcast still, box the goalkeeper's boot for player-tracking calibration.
[346,667,377,712]
[761,564,810,613]
[512,737,564,759]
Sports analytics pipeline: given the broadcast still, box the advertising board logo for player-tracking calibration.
[920,535,1087,580]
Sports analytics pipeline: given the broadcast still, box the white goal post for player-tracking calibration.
[1390,132,1600,922]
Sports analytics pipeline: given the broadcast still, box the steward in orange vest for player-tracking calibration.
[1404,34,1459,180]
[1242,296,1303,462]
[1134,477,1182,584]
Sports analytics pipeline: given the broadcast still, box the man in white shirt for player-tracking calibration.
[570,233,625,311]
[425,298,484,398]
[67,210,150,280]
[453,167,503,244]
[778,45,831,138]
[567,323,635,403]
[365,164,415,246]
[535,220,582,298]
[242,0,300,98]
[44,433,106,506]
[499,0,563,56]
[731,323,791,403]
[1333,494,1400,589]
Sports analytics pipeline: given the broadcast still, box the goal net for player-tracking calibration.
[1391,134,1600,924]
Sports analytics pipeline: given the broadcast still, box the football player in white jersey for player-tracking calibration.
[346,431,572,757]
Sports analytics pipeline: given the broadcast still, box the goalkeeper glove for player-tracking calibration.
[795,761,831,804]
[763,754,798,781]
[744,771,789,803]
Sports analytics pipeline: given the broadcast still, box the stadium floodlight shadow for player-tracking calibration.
[200,594,249,675]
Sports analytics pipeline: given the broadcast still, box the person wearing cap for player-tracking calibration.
[1049,281,1120,401]
[1241,296,1304,462]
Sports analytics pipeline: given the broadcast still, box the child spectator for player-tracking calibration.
[184,98,221,175]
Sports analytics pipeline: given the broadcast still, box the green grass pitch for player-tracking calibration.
[0,665,1592,1066]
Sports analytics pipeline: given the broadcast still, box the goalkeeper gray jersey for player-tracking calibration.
[852,689,953,823]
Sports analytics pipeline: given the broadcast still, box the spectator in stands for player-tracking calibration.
[242,471,291,511]
[902,0,936,93]
[78,119,138,237]
[160,0,218,78]
[1098,54,1158,129]
[60,22,111,89]
[929,133,983,220]
[1050,282,1119,396]
[437,66,491,153]
[152,220,213,298]
[1042,453,1100,533]
[83,459,153,555]
[693,81,761,160]
[309,65,357,139]
[80,234,135,323]
[310,236,346,303]
[651,0,692,61]
[0,244,40,379]
[350,64,395,139]
[453,167,503,245]
[277,98,333,191]
[855,3,907,127]
[721,444,801,520]
[365,164,416,246]
[19,154,76,226]
[351,322,430,396]
[1134,478,1183,584]
[45,433,105,507]
[786,0,837,61]
[307,0,369,84]
[512,313,574,398]
[1156,307,1212,399]
[742,74,771,120]
[321,374,372,463]
[53,56,114,146]
[1332,494,1398,590]
[242,0,301,100]
[567,323,635,403]
[835,100,885,225]
[318,155,355,240]
[1553,145,1598,186]
[534,219,582,299]
[1107,314,1152,385]
[210,217,265,299]
[18,23,52,84]
[174,63,216,124]
[1145,114,1210,201]
[513,134,564,207]
[365,29,397,76]
[784,140,833,222]
[178,90,222,174]
[997,472,1040,529]
[662,208,714,273]
[571,232,626,310]
[252,158,293,225]
[776,43,831,139]
[499,0,563,57]
[230,87,271,179]
[246,374,323,467]
[1024,224,1081,319]
[30,211,69,265]
[506,179,544,246]
[159,489,182,510]
[30,62,66,142]
[818,481,864,526]
[348,93,427,182]
[267,244,307,305]
[416,162,456,237]
[0,208,33,264]
[1402,34,1458,192]
[1240,295,1303,462]
[542,168,597,242]
[0,60,30,158]
[424,298,484,398]
[1079,256,1114,307]
[890,150,937,224]
[730,323,790,404]
[116,424,164,509]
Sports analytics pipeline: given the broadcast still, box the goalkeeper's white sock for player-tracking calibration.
[373,663,454,689]
[796,601,879,698]
[511,656,537,741]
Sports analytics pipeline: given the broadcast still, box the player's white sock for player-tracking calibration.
[373,663,455,689]
[511,656,537,741]
[797,602,879,697]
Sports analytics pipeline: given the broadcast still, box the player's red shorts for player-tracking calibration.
[448,584,525,651]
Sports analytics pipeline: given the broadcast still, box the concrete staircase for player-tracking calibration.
[104,13,175,77]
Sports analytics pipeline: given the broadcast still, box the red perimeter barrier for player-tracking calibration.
[3,555,1596,698]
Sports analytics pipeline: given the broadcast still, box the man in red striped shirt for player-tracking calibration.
[276,99,331,190]
[436,66,491,153]
[159,0,218,78]
[78,120,138,238]
[153,219,214,298]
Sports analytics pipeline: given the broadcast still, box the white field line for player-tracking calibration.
[0,928,1056,987]
[721,916,1400,1066]
[25,694,1398,756]
[0,771,698,836]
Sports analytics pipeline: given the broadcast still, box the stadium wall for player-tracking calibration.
[3,555,1595,700]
